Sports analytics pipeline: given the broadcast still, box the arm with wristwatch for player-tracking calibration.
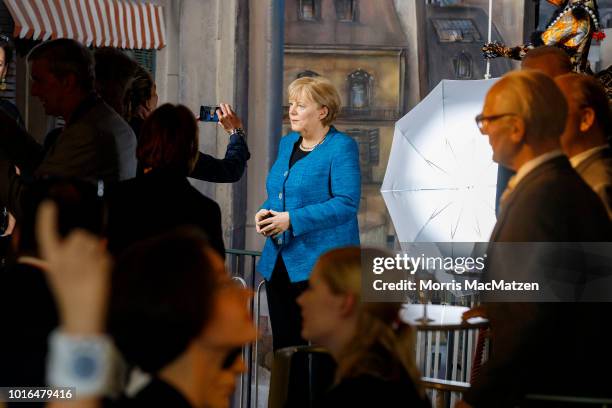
[189,103,251,183]
[36,201,118,408]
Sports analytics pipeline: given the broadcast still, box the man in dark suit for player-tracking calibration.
[556,73,612,218]
[0,39,136,219]
[459,70,612,407]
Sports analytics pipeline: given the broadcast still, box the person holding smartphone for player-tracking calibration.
[124,67,250,183]
[255,76,361,351]
[192,102,250,183]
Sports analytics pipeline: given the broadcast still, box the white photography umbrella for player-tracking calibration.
[382,79,499,243]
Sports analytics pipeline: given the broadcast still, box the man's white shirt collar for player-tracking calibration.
[569,145,609,168]
[508,150,564,191]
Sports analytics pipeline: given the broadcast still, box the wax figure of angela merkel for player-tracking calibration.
[256,76,361,350]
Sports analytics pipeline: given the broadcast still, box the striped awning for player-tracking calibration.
[3,0,166,49]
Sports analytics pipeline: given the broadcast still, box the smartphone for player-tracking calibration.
[199,105,219,122]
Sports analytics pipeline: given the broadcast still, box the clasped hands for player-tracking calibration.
[255,209,290,238]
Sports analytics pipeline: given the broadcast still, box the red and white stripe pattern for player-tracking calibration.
[3,0,166,49]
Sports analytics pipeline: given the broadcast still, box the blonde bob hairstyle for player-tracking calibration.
[288,76,341,127]
[313,246,425,398]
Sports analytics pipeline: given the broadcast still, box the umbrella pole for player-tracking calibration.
[485,0,493,79]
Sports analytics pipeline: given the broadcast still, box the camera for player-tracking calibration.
[199,106,219,122]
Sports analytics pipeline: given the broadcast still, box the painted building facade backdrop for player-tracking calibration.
[284,0,408,247]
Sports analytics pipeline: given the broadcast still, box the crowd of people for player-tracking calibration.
[0,31,611,408]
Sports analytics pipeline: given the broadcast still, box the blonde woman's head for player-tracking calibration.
[298,247,424,396]
[288,76,341,127]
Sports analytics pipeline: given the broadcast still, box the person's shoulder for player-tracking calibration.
[63,118,96,140]
[91,99,120,117]
[510,157,610,233]
[112,377,192,408]
[280,131,300,146]
[327,127,358,149]
[336,373,408,390]
[581,149,612,177]
[519,156,581,195]
[86,100,135,133]
[0,99,23,125]
[323,374,426,407]
[186,182,221,212]
[106,177,143,208]
[112,175,141,191]
[65,103,130,142]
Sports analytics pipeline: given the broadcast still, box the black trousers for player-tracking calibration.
[265,256,308,351]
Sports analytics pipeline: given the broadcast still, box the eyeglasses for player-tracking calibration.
[475,113,518,132]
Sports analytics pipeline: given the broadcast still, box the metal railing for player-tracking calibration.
[414,295,489,408]
[417,323,488,407]
[225,249,263,408]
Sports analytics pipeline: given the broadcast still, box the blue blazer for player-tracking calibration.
[257,126,361,282]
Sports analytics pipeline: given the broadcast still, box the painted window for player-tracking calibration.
[432,19,481,43]
[453,51,473,79]
[298,0,319,21]
[335,0,357,22]
[348,69,373,109]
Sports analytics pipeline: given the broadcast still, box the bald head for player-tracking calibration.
[522,46,573,78]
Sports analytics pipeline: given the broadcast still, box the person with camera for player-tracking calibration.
[106,104,225,257]
[191,103,250,183]
[255,76,361,351]
[123,67,250,183]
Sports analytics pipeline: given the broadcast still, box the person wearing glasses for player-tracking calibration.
[256,76,361,351]
[459,70,611,408]
[492,46,575,217]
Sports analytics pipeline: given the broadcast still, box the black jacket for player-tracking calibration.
[107,169,225,257]
[107,377,192,408]
[190,132,250,183]
[318,373,429,408]
[465,156,612,407]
